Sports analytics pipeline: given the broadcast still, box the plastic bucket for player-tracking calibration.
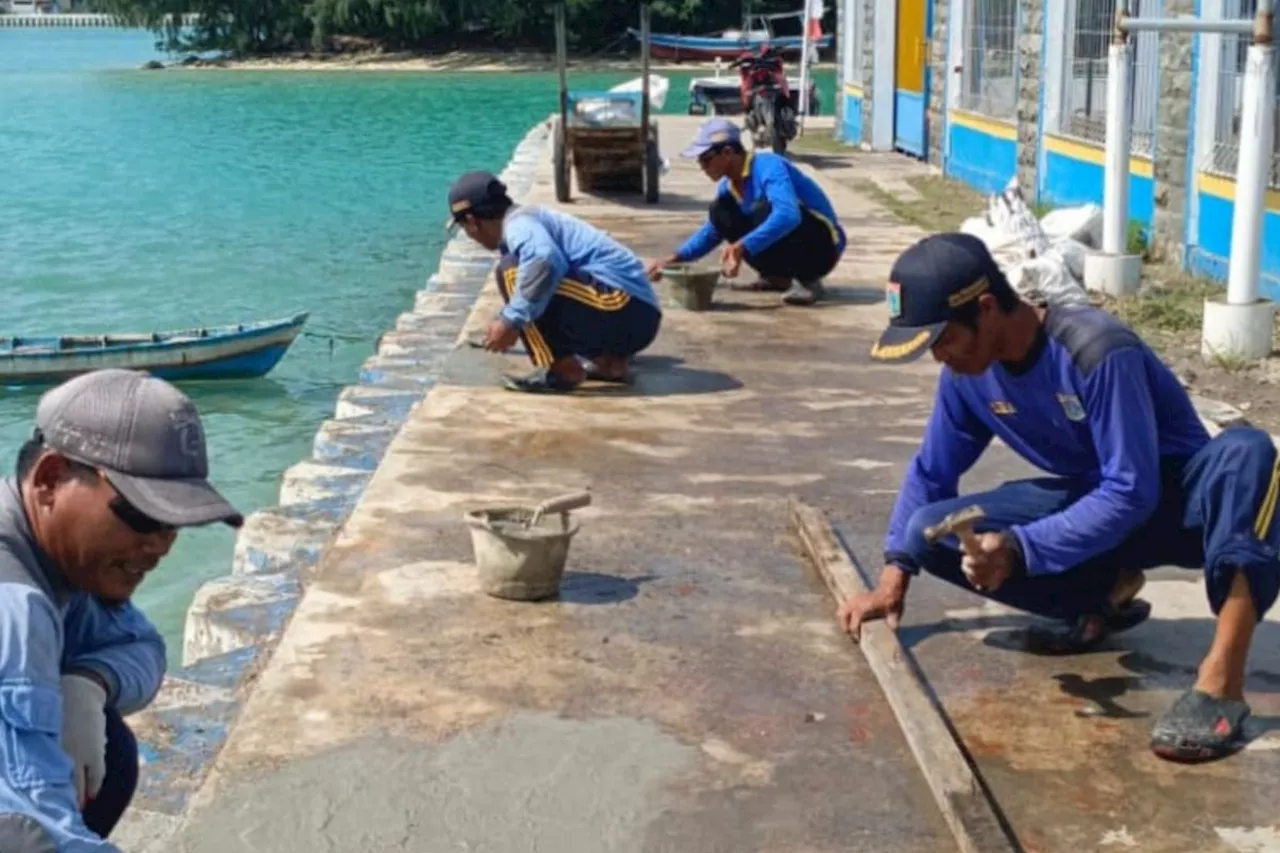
[464,506,580,601]
[661,264,720,311]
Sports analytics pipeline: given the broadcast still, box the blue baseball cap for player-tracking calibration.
[681,118,742,159]
[870,232,1015,363]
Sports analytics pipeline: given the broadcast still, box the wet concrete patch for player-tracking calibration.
[175,713,695,853]
[835,444,1280,852]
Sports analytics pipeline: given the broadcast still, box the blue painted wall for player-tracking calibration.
[944,116,1017,195]
[1040,148,1155,226]
[841,90,864,144]
[1190,177,1280,300]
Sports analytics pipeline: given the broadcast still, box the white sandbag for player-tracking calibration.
[1007,252,1092,307]
[1039,204,1104,248]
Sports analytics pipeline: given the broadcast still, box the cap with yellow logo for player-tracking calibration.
[871,232,1013,363]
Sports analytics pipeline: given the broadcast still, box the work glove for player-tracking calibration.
[59,674,108,807]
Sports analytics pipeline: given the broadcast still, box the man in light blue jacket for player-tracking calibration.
[0,368,243,851]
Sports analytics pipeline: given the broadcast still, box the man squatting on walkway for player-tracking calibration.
[647,118,847,307]
[841,233,1278,761]
[0,369,243,851]
[448,171,663,394]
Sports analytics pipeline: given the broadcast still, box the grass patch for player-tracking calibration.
[1101,264,1218,347]
[851,175,985,232]
[789,132,861,156]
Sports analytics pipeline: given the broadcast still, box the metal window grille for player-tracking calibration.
[1207,0,1280,186]
[959,0,1020,119]
[1059,0,1159,155]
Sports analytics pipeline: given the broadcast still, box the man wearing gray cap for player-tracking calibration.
[0,368,242,851]
[646,117,846,306]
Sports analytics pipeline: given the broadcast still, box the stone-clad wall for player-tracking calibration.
[1152,0,1197,257]
[1016,0,1045,193]
[111,122,553,849]
[928,0,950,167]
[860,0,877,140]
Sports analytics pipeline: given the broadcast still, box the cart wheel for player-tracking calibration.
[553,121,571,203]
[644,129,660,204]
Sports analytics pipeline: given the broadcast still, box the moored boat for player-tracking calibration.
[626,11,832,62]
[0,311,310,386]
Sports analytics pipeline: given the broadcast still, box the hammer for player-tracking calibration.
[922,505,988,588]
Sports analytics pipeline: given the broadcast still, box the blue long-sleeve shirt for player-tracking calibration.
[0,478,166,852]
[498,205,660,329]
[884,306,1210,576]
[673,151,846,262]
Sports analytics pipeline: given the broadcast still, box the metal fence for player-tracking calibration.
[1059,0,1160,154]
[1207,0,1280,186]
[959,0,1020,119]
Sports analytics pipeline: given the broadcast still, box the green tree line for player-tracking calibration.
[88,0,823,58]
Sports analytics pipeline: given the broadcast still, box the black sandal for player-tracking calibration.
[501,369,580,394]
[1023,598,1152,655]
[1150,689,1251,762]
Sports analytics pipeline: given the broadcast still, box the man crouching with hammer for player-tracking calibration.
[840,232,1279,764]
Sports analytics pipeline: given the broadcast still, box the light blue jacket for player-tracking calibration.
[0,478,166,852]
[497,205,660,329]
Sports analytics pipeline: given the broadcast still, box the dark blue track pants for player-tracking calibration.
[83,706,137,839]
[894,425,1280,622]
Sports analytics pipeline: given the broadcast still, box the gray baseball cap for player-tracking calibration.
[34,369,243,528]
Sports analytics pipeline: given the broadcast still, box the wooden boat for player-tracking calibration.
[626,12,832,62]
[0,311,309,386]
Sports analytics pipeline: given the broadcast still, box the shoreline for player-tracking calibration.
[155,49,839,74]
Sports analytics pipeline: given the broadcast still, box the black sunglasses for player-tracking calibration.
[108,491,173,536]
[698,147,723,166]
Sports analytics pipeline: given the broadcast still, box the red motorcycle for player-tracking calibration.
[731,45,798,154]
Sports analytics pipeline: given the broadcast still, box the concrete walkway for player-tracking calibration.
[161,118,1279,853]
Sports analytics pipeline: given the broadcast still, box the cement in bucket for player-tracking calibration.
[464,491,591,601]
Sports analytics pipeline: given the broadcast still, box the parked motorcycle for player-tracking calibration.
[731,46,797,155]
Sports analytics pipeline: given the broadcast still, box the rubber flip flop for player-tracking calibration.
[1023,598,1152,655]
[1150,689,1251,762]
[501,369,580,394]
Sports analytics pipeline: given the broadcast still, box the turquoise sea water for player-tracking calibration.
[0,28,835,651]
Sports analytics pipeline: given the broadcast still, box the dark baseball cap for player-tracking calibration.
[34,369,243,528]
[870,232,1012,363]
[445,170,510,232]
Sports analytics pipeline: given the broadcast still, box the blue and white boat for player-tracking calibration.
[0,311,309,386]
[627,11,831,62]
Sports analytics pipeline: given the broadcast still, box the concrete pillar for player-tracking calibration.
[1016,0,1045,194]
[927,0,950,166]
[835,0,847,133]
[860,0,877,140]
[1151,0,1197,259]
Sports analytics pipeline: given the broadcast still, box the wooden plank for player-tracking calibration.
[787,498,1023,853]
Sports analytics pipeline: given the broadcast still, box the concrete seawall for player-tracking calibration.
[113,120,551,846]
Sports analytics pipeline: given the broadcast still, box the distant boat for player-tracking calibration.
[575,74,671,125]
[626,11,832,62]
[0,312,309,386]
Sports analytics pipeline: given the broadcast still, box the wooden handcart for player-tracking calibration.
[551,3,661,204]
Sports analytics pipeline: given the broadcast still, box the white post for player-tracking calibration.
[1201,12,1277,361]
[1084,36,1144,295]
[1101,40,1133,256]
[798,0,816,132]
[1225,43,1275,305]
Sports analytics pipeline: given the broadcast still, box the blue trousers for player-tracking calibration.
[896,425,1280,622]
[494,256,661,368]
[83,706,137,839]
